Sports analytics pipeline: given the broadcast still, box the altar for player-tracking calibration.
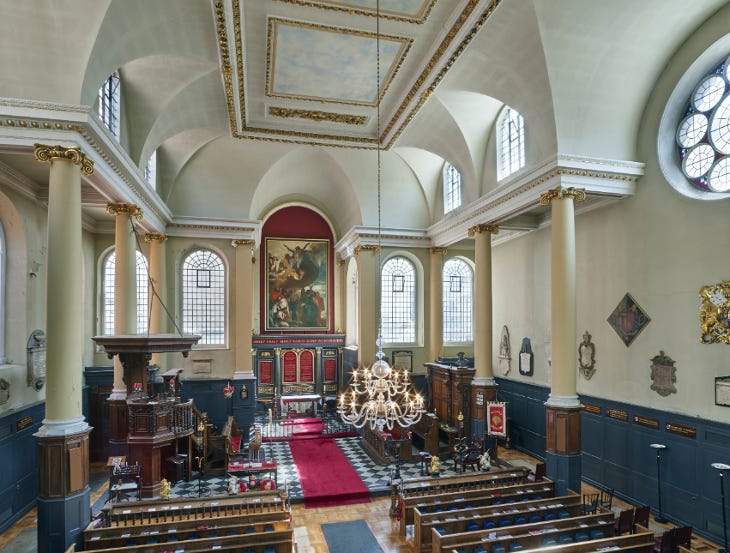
[280,394,322,416]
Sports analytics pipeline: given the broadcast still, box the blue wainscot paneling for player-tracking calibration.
[494,377,549,459]
[579,394,730,545]
[0,401,45,534]
[180,378,255,433]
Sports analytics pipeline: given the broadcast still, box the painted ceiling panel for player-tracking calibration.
[268,19,408,105]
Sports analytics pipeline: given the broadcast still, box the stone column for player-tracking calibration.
[33,144,94,553]
[232,240,256,377]
[539,185,585,494]
[468,224,499,439]
[428,247,447,362]
[106,203,142,455]
[354,245,378,366]
[145,233,167,368]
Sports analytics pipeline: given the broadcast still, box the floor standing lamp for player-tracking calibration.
[649,443,668,523]
[712,462,730,553]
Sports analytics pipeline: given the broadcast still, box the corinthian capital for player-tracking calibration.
[107,203,143,221]
[34,144,94,175]
[467,224,499,237]
[144,233,168,243]
[539,185,586,206]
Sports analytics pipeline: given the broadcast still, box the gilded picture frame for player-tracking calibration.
[265,237,330,331]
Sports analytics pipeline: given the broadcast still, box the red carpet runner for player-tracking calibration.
[289,438,371,508]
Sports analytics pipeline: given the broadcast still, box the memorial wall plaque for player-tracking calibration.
[606,408,628,421]
[282,351,298,383]
[633,415,659,429]
[259,360,273,384]
[582,403,601,415]
[26,329,46,390]
[324,358,337,381]
[299,350,314,382]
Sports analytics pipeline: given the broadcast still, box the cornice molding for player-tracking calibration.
[335,225,431,259]
[167,216,262,243]
[428,154,644,247]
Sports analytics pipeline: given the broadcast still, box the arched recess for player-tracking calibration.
[0,190,27,364]
[392,147,442,223]
[251,147,362,238]
[345,257,358,346]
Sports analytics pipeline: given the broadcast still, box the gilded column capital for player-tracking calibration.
[231,239,256,249]
[336,255,346,266]
[467,224,499,237]
[34,143,94,175]
[430,247,448,256]
[353,244,380,256]
[107,203,143,221]
[144,233,167,243]
[539,185,586,206]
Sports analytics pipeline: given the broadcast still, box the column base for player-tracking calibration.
[545,451,582,496]
[37,488,90,553]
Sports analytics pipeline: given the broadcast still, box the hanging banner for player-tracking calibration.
[487,402,507,437]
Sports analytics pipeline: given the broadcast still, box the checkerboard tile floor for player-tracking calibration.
[169,437,467,503]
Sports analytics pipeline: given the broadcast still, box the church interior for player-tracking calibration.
[0,0,730,552]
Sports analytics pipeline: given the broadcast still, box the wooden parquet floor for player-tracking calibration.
[0,448,722,552]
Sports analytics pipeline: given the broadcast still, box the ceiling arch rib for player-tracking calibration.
[122,55,223,166]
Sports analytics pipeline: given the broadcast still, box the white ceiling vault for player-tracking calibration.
[0,0,726,246]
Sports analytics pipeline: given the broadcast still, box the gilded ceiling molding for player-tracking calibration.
[107,203,143,221]
[268,107,367,126]
[265,18,412,107]
[539,185,587,206]
[213,0,236,134]
[353,244,380,256]
[144,233,167,243]
[385,0,501,148]
[430,247,448,256]
[3,118,83,132]
[34,144,94,175]
[272,0,437,24]
[467,224,499,237]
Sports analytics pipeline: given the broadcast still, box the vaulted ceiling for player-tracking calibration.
[0,0,727,245]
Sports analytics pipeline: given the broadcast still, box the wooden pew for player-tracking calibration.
[85,511,291,550]
[446,530,655,553]
[399,467,533,535]
[101,491,284,527]
[413,482,555,552]
[424,494,584,552]
[432,511,615,553]
[78,528,293,553]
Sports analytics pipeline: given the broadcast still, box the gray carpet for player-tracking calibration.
[0,529,35,553]
[321,519,384,553]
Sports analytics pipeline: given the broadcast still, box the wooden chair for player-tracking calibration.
[653,528,675,553]
[582,492,599,514]
[674,526,692,550]
[599,486,614,510]
[633,505,650,532]
[109,463,141,502]
[614,507,634,535]
[527,462,546,482]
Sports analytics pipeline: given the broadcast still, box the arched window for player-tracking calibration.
[182,249,226,346]
[145,150,157,188]
[98,72,120,138]
[443,258,473,343]
[497,106,525,180]
[676,54,730,193]
[381,256,416,344]
[443,162,462,213]
[102,250,149,335]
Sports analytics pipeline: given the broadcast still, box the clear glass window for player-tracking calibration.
[98,72,120,138]
[498,106,526,180]
[443,162,462,213]
[676,54,730,193]
[443,258,473,343]
[380,256,416,344]
[182,249,226,346]
[102,250,149,334]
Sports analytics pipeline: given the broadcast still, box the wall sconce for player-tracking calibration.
[240,385,248,400]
